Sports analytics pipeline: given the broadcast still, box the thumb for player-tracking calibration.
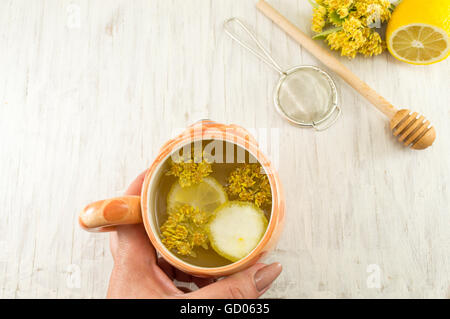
[186,262,282,299]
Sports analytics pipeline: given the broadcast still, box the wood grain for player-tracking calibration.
[0,0,449,298]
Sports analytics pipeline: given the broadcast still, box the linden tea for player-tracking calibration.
[153,140,272,267]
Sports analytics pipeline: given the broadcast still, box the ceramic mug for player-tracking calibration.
[79,120,285,277]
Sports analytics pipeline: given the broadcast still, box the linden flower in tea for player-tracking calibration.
[166,148,212,188]
[160,204,209,257]
[226,164,272,208]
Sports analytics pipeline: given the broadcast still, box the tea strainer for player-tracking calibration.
[224,18,341,131]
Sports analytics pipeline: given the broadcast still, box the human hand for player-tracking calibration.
[107,171,282,299]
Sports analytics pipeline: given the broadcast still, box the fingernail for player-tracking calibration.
[103,199,129,221]
[254,262,282,292]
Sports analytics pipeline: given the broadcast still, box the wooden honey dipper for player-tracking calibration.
[257,0,436,150]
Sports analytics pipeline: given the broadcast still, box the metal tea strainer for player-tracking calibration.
[224,18,341,131]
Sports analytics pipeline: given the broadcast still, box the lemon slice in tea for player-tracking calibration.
[208,201,268,262]
[167,176,227,213]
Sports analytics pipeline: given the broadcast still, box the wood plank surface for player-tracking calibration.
[0,0,449,298]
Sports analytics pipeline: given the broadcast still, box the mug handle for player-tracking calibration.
[79,196,142,232]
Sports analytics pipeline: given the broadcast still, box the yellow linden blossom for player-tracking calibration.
[226,164,272,208]
[160,205,209,257]
[310,0,393,58]
[166,147,212,188]
[312,5,327,33]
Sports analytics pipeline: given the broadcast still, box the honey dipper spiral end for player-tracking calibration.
[390,109,436,150]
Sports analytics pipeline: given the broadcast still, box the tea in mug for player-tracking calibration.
[154,140,272,267]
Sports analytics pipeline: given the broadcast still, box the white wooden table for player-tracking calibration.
[1,0,449,299]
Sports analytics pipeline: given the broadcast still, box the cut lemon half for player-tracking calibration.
[386,0,450,65]
[388,24,449,64]
[167,176,227,213]
[208,201,268,262]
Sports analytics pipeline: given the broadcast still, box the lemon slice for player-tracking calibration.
[386,0,450,65]
[208,201,268,262]
[167,176,227,213]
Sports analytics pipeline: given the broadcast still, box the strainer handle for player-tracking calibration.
[224,17,285,75]
[313,105,342,132]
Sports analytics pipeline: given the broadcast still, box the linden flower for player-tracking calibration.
[192,231,208,247]
[166,148,212,188]
[312,5,327,33]
[226,164,272,208]
[310,0,394,58]
[160,205,209,257]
